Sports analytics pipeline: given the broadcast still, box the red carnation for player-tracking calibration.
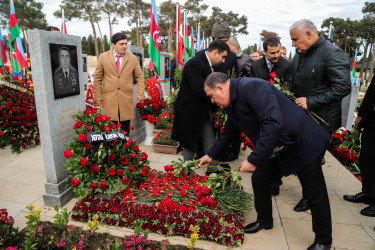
[123,143,129,149]
[104,126,110,132]
[74,121,83,129]
[78,134,87,142]
[122,176,129,184]
[130,153,136,159]
[120,156,129,165]
[71,178,79,187]
[201,186,210,196]
[111,123,117,129]
[84,109,90,115]
[108,153,116,161]
[90,183,98,190]
[90,165,99,173]
[141,152,148,160]
[133,145,139,152]
[108,168,116,175]
[129,166,135,171]
[100,181,108,190]
[94,115,102,123]
[80,158,88,167]
[64,149,73,158]
[85,125,92,131]
[117,169,123,176]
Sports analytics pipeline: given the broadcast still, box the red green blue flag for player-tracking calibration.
[9,3,27,72]
[109,24,112,45]
[351,51,357,84]
[61,19,67,34]
[0,29,7,66]
[148,0,160,74]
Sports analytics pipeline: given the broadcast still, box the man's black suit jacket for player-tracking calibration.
[249,56,293,84]
[172,51,215,150]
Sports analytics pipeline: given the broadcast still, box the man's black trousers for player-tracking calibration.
[251,156,332,245]
[360,126,375,202]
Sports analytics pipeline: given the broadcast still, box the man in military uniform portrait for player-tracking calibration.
[52,46,80,99]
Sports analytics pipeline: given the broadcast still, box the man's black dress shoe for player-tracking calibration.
[294,198,309,212]
[307,242,331,250]
[343,192,370,204]
[243,222,273,234]
[205,168,219,176]
[270,186,280,196]
[360,205,375,217]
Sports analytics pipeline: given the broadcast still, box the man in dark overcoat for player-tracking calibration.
[172,40,229,161]
[199,72,332,250]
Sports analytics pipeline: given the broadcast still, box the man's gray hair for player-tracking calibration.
[204,72,230,89]
[228,37,239,47]
[289,19,318,35]
[280,46,286,51]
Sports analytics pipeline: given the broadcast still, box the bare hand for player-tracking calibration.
[295,97,308,110]
[354,116,362,129]
[136,97,143,103]
[95,100,103,107]
[240,160,257,172]
[197,155,213,168]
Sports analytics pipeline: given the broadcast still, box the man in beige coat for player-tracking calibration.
[94,33,144,135]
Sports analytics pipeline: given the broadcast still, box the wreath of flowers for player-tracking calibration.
[0,75,40,153]
[63,107,151,197]
[136,77,166,123]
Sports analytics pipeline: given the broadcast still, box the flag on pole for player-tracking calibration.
[148,0,160,74]
[0,29,7,66]
[174,6,184,66]
[109,24,113,44]
[351,51,357,84]
[191,27,195,57]
[197,27,201,51]
[60,20,67,34]
[9,3,27,72]
[183,14,190,63]
[329,27,333,40]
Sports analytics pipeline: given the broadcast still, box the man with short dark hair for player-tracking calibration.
[172,40,229,161]
[94,32,144,135]
[53,47,79,98]
[251,52,260,61]
[46,26,60,32]
[250,36,293,85]
[228,37,253,77]
[199,72,332,250]
[289,19,351,213]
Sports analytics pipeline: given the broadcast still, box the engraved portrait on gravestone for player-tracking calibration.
[50,44,80,99]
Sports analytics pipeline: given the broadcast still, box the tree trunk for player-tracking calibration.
[134,1,140,46]
[369,41,375,83]
[90,20,100,59]
[96,21,105,53]
[360,42,368,80]
[21,26,28,56]
[364,43,373,81]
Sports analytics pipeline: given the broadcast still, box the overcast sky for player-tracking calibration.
[23,0,370,56]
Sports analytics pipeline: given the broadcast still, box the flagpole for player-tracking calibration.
[175,4,178,68]
[10,0,15,13]
[62,8,65,32]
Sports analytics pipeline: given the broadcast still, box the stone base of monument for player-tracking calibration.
[43,179,75,207]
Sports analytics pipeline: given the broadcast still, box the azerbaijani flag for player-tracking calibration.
[109,24,112,45]
[148,0,160,74]
[9,3,27,72]
[197,27,201,51]
[183,14,190,63]
[351,51,357,84]
[0,29,7,66]
[191,27,195,57]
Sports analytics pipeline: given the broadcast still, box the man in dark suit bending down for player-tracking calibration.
[199,72,332,250]
[172,40,229,162]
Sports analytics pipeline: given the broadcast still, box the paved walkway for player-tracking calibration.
[1,143,374,249]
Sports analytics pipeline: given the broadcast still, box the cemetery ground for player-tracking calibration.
[1,142,375,250]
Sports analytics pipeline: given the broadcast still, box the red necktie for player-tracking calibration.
[116,55,121,72]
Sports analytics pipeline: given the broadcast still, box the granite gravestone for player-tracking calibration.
[82,54,88,87]
[28,30,85,207]
[159,52,171,95]
[342,82,360,131]
[127,45,145,143]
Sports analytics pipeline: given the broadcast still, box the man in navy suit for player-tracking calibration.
[199,72,332,250]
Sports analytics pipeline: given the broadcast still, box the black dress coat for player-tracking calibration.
[358,75,375,129]
[172,51,215,150]
[207,77,331,175]
[249,56,293,84]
